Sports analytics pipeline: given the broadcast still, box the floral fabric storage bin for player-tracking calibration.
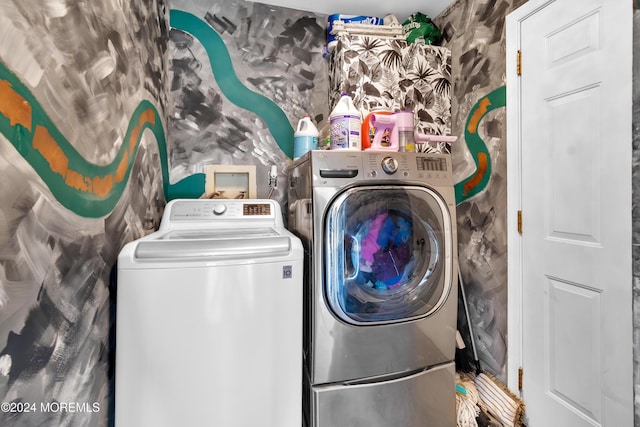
[328,34,452,153]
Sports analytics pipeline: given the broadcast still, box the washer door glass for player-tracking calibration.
[325,185,452,324]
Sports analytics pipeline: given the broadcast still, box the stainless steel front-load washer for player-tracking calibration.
[287,151,458,427]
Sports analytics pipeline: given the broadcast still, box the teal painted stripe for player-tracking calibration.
[0,60,204,218]
[170,9,294,158]
[454,85,506,204]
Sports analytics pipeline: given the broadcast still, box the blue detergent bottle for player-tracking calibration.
[294,115,319,159]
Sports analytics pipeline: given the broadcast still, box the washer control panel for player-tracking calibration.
[363,152,453,185]
[168,200,274,220]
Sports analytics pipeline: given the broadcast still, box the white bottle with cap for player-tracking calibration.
[293,115,319,159]
[329,93,362,151]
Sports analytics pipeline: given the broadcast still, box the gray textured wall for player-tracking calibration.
[0,1,167,425]
[4,0,636,425]
[435,0,527,381]
[168,0,328,204]
[633,7,640,426]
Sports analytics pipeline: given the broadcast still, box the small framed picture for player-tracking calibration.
[204,165,257,199]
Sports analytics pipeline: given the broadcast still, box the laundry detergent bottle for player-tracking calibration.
[329,93,362,150]
[294,115,319,159]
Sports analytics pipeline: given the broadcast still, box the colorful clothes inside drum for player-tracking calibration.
[356,213,413,289]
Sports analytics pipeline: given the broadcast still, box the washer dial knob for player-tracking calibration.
[381,157,399,175]
[212,203,227,215]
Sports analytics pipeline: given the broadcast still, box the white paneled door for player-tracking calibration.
[506,0,633,425]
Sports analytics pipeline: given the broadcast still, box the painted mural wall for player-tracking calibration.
[633,6,640,425]
[434,0,527,381]
[0,1,168,426]
[167,0,329,204]
[164,0,528,389]
[4,0,636,425]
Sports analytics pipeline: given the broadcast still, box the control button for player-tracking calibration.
[212,203,227,215]
[381,157,398,175]
[370,170,378,178]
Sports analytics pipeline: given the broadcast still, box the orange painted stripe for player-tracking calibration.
[466,97,491,134]
[128,108,155,153]
[129,125,141,153]
[141,108,156,126]
[463,152,488,196]
[33,125,69,175]
[115,151,129,183]
[92,174,114,198]
[120,107,155,183]
[0,79,32,131]
[65,169,90,193]
[34,125,116,197]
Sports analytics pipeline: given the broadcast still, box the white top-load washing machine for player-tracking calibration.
[116,199,303,427]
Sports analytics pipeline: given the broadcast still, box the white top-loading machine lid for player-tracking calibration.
[118,199,302,267]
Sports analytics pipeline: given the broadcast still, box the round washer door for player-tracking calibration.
[325,185,453,324]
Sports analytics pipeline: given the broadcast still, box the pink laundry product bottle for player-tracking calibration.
[366,110,415,152]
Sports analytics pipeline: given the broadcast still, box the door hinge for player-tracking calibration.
[516,50,522,76]
[518,367,523,391]
[517,210,523,234]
